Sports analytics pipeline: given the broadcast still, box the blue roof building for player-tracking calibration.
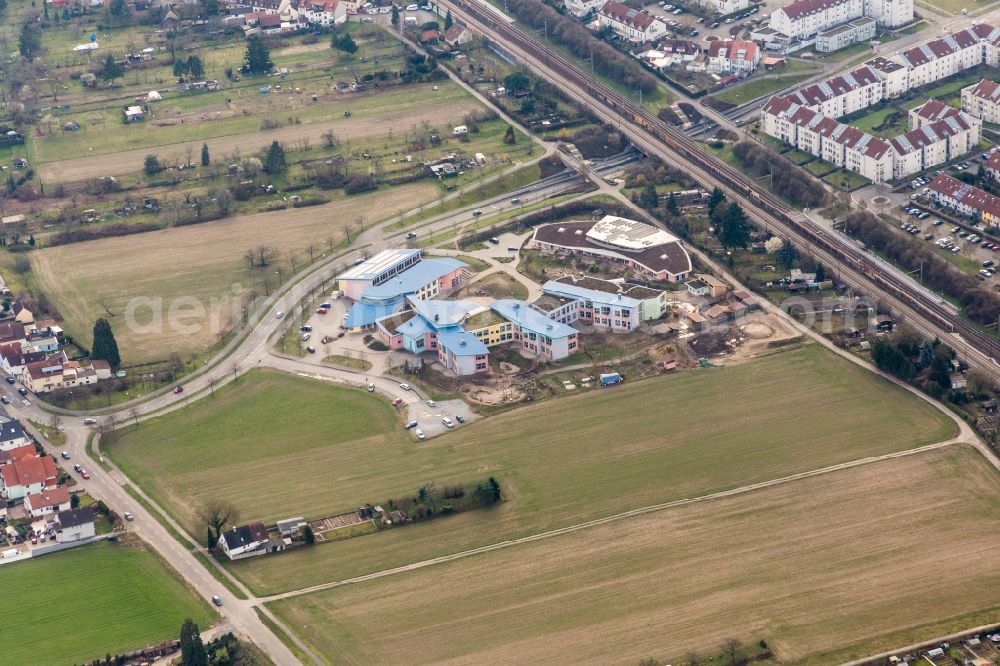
[437,331,491,375]
[490,299,579,360]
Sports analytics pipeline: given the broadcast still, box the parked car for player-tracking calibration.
[367,383,375,392]
[399,383,412,391]
[212,595,223,607]
[426,399,436,407]
[17,387,27,396]
[405,232,417,240]
[316,307,329,315]
[392,397,404,407]
[442,417,454,428]
[74,464,82,473]
[299,325,313,333]
[415,429,426,440]
[124,512,134,521]
[61,451,70,460]
[404,420,418,429]
[3,376,13,384]
[0,396,8,405]
[174,386,184,394]
[276,311,284,319]
[83,417,97,425]
[301,333,311,341]
[306,346,316,353]
[456,415,465,423]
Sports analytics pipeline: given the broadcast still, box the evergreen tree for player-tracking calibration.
[144,154,163,175]
[109,0,128,19]
[814,263,825,282]
[98,53,124,85]
[391,3,399,27]
[27,234,35,247]
[917,340,934,369]
[503,125,516,144]
[667,191,679,216]
[707,186,725,215]
[720,202,750,249]
[444,9,453,30]
[303,525,315,545]
[62,7,70,20]
[332,32,357,54]
[242,36,273,75]
[207,526,216,549]
[201,143,210,167]
[43,2,48,20]
[91,318,121,368]
[18,20,42,62]
[179,619,208,666]
[262,140,286,175]
[173,58,188,78]
[778,239,798,269]
[639,183,659,210]
[187,55,204,80]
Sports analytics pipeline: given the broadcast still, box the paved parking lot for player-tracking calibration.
[405,399,476,440]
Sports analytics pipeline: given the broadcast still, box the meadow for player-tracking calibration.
[103,345,957,594]
[5,539,214,666]
[268,445,1000,665]
[29,182,436,363]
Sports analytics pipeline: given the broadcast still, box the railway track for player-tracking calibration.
[442,0,1000,379]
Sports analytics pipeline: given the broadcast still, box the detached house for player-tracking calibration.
[302,0,346,26]
[597,1,667,43]
[0,454,59,500]
[11,300,33,325]
[707,40,761,77]
[443,24,472,49]
[55,507,96,543]
[0,416,28,452]
[219,521,270,560]
[25,487,72,518]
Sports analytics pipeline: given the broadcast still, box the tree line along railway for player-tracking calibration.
[441,0,1000,381]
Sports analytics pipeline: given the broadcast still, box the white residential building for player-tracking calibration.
[815,16,876,52]
[301,0,346,26]
[55,507,96,543]
[961,79,1000,124]
[768,0,911,42]
[783,63,883,117]
[565,0,606,18]
[699,0,749,14]
[597,1,667,43]
[707,39,761,77]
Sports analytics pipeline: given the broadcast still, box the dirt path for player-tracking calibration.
[38,100,481,183]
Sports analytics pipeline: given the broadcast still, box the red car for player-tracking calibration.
[80,469,90,480]
[316,307,329,315]
[392,398,403,407]
[174,386,184,394]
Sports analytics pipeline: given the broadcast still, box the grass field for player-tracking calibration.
[104,346,956,595]
[6,540,214,666]
[710,62,820,106]
[28,182,436,364]
[268,445,1000,666]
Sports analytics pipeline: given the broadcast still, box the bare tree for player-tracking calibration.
[198,499,240,541]
[321,130,337,148]
[48,414,62,431]
[243,249,256,269]
[287,250,298,273]
[96,417,115,437]
[128,408,141,426]
[721,639,741,666]
[231,364,239,383]
[255,245,279,267]
[305,243,316,263]
[208,376,217,396]
[184,144,194,167]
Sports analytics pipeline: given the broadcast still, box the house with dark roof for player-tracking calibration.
[986,152,1000,184]
[218,521,271,560]
[55,507,96,543]
[0,416,28,453]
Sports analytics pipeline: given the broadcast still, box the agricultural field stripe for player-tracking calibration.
[261,438,962,603]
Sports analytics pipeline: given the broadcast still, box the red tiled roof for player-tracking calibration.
[966,79,1000,103]
[986,152,1000,173]
[0,455,58,488]
[708,39,758,63]
[913,99,961,122]
[786,65,879,107]
[928,174,1000,218]
[26,487,70,510]
[600,0,657,30]
[0,444,37,464]
[779,0,852,22]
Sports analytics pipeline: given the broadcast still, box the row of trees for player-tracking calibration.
[844,210,1000,327]
[869,333,971,399]
[731,141,827,209]
[504,0,659,94]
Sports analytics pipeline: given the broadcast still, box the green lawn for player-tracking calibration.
[847,104,906,137]
[710,63,820,106]
[823,169,871,191]
[106,347,955,596]
[4,540,214,666]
